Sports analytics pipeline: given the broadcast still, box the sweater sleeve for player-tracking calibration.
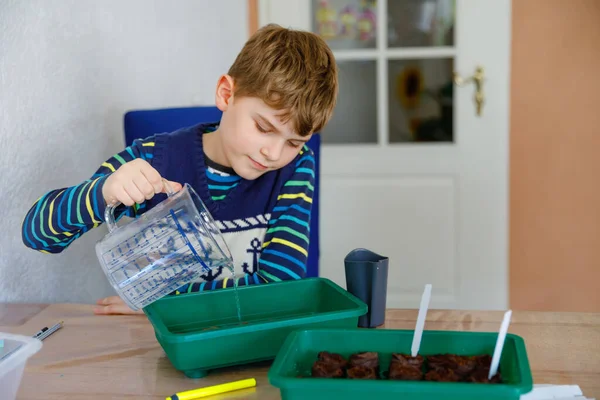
[21,137,157,254]
[175,145,315,294]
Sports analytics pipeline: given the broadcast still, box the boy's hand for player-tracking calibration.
[93,296,144,315]
[102,159,182,206]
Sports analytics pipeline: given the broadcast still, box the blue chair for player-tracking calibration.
[123,106,320,278]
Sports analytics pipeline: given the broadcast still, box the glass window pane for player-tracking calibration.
[387,0,455,48]
[388,58,454,143]
[322,60,377,143]
[311,0,377,50]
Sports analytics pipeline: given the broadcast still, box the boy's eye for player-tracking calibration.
[288,141,302,148]
[255,122,268,133]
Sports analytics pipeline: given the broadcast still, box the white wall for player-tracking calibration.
[0,0,248,303]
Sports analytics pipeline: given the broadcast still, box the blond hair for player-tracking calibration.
[228,24,338,136]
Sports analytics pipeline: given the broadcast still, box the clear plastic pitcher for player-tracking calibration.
[95,181,233,311]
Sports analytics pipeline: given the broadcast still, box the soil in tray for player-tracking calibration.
[309,351,502,383]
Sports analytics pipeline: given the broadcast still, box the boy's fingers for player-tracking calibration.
[164,180,183,193]
[93,305,113,315]
[140,164,164,194]
[94,303,144,315]
[98,306,143,315]
[116,187,135,206]
[137,162,181,194]
[132,175,155,200]
[93,305,136,315]
[124,182,146,204]
[96,296,119,305]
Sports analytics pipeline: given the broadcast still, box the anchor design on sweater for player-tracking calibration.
[242,238,262,275]
[199,265,223,282]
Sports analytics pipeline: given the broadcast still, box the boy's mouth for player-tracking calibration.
[248,156,268,171]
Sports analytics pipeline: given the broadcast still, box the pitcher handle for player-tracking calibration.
[104,178,176,233]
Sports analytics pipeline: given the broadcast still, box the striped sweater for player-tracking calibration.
[22,122,314,293]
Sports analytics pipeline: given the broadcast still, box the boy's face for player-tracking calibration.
[215,76,311,180]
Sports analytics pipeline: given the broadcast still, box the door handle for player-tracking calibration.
[454,66,485,117]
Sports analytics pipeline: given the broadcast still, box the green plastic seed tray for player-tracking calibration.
[143,277,368,378]
[268,328,533,400]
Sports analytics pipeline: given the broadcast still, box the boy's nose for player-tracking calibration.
[260,141,284,161]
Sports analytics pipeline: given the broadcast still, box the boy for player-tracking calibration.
[21,24,338,315]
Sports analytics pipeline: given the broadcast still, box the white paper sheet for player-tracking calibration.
[520,384,595,400]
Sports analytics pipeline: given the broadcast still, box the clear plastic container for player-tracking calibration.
[95,181,234,311]
[0,332,43,400]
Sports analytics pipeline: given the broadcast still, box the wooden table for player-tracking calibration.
[1,304,599,399]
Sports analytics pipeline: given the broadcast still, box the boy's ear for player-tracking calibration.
[215,74,235,111]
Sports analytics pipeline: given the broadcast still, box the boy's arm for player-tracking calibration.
[179,146,315,293]
[21,137,157,253]
[256,145,315,282]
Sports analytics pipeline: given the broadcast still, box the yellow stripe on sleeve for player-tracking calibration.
[276,193,313,203]
[262,238,308,257]
[85,179,101,224]
[101,162,116,172]
[47,190,65,235]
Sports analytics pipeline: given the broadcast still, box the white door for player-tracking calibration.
[258,0,511,310]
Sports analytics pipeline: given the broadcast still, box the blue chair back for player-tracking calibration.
[123,106,320,278]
